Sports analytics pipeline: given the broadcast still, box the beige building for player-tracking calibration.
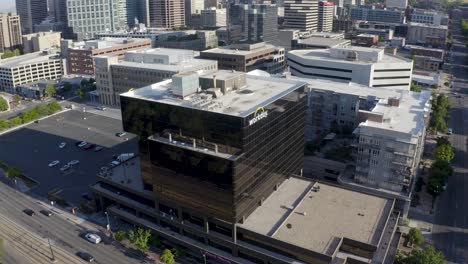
[407,22,448,45]
[0,13,22,53]
[95,48,218,106]
[150,0,185,28]
[22,31,61,54]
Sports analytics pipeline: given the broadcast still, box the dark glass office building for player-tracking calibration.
[120,72,307,223]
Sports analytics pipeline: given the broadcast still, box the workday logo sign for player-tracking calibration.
[249,107,268,126]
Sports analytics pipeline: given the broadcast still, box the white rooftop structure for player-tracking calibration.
[69,38,150,50]
[121,70,307,117]
[0,50,60,68]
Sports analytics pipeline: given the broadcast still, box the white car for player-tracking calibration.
[59,142,66,149]
[448,128,453,135]
[60,164,71,172]
[84,233,101,244]
[78,141,88,148]
[48,160,60,167]
[68,160,80,166]
[109,160,120,167]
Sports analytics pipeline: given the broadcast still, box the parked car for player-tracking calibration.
[94,146,103,152]
[59,142,66,149]
[40,210,53,217]
[60,164,71,172]
[95,106,106,110]
[109,160,120,167]
[78,141,88,148]
[84,233,101,244]
[77,252,95,262]
[448,128,453,135]
[48,160,60,167]
[75,141,82,146]
[115,132,126,137]
[68,160,80,166]
[23,209,35,216]
[84,144,96,150]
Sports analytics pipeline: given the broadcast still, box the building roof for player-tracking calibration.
[121,71,307,118]
[115,59,216,72]
[202,42,278,56]
[288,47,411,64]
[408,22,448,29]
[358,90,431,140]
[0,50,61,68]
[297,37,350,48]
[239,177,393,256]
[69,38,150,50]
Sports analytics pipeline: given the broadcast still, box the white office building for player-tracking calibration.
[318,1,334,32]
[0,50,63,93]
[287,46,413,90]
[411,9,449,26]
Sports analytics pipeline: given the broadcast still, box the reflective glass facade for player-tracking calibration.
[121,84,307,222]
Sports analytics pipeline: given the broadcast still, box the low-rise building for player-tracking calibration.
[413,55,443,71]
[200,42,286,74]
[96,30,198,48]
[406,22,448,46]
[16,79,58,99]
[157,31,218,51]
[350,6,406,24]
[0,50,63,93]
[405,44,445,59]
[95,48,218,106]
[356,27,394,40]
[287,46,413,90]
[386,0,407,9]
[22,32,61,54]
[67,38,152,76]
[276,30,350,50]
[355,34,380,47]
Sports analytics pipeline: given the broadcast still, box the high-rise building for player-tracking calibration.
[350,6,406,24]
[318,1,334,32]
[66,0,128,39]
[22,31,61,54]
[15,0,48,34]
[0,13,22,53]
[227,2,278,43]
[149,0,185,28]
[185,0,205,25]
[284,0,319,32]
[201,8,227,27]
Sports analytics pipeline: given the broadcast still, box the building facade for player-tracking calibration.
[318,1,334,32]
[149,0,185,28]
[385,0,407,9]
[22,31,61,54]
[67,38,152,75]
[66,0,127,39]
[287,46,413,90]
[407,22,448,46]
[200,42,286,74]
[201,8,227,27]
[0,50,63,93]
[350,6,405,24]
[0,13,22,53]
[157,30,218,51]
[95,48,218,106]
[15,0,48,34]
[411,9,448,26]
[283,0,318,32]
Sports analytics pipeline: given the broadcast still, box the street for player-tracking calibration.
[431,19,468,264]
[0,182,151,264]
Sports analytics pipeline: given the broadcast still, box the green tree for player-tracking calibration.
[8,117,22,127]
[171,246,185,257]
[434,144,455,162]
[0,120,9,131]
[46,101,62,114]
[431,160,453,177]
[427,175,445,197]
[128,227,151,251]
[411,82,422,92]
[406,246,445,264]
[0,96,8,112]
[430,84,438,89]
[88,78,95,84]
[1,49,14,59]
[160,249,175,264]
[407,228,424,245]
[114,230,126,242]
[429,111,447,133]
[6,167,21,179]
[13,49,20,56]
[76,89,86,99]
[80,79,89,88]
[62,82,73,92]
[21,108,40,123]
[44,84,56,97]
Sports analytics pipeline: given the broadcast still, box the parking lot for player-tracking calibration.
[0,110,138,205]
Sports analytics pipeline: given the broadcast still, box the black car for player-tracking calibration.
[84,144,96,150]
[82,193,93,201]
[94,146,103,152]
[77,252,95,262]
[40,210,53,217]
[23,209,35,216]
[75,141,83,146]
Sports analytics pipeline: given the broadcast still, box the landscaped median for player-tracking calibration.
[0,101,62,132]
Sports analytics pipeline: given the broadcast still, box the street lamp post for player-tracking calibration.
[202,253,207,264]
[47,238,56,263]
[105,211,110,231]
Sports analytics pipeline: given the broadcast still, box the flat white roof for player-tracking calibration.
[288,48,411,64]
[0,50,60,68]
[121,71,307,118]
[239,177,393,255]
[115,59,216,72]
[408,22,448,29]
[202,43,277,56]
[70,38,150,50]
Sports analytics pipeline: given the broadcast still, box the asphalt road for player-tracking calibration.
[0,110,137,205]
[0,181,153,264]
[431,19,468,264]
